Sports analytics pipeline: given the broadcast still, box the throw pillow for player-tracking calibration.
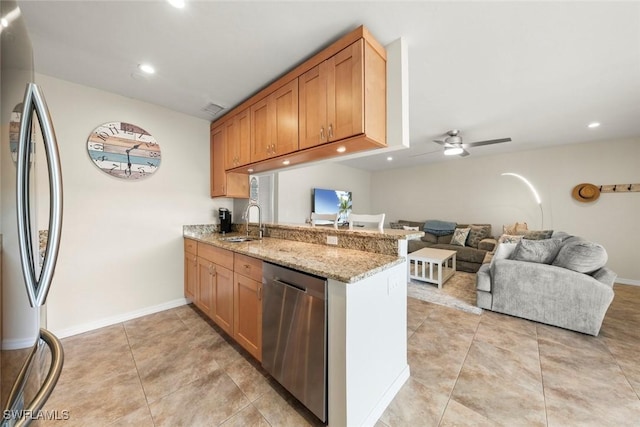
[552,241,608,273]
[490,242,518,267]
[510,238,562,264]
[389,222,404,229]
[466,225,492,248]
[498,234,524,246]
[402,225,419,231]
[503,222,528,235]
[450,228,470,246]
[523,230,554,240]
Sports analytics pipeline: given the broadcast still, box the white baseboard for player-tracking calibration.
[52,298,189,339]
[616,277,640,286]
[363,364,411,426]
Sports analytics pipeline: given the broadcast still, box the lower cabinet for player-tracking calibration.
[213,264,234,336]
[184,241,197,302]
[184,239,263,361]
[234,272,262,361]
[196,257,215,316]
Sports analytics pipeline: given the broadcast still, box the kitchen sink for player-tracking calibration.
[221,236,256,243]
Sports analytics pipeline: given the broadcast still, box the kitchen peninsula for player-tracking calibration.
[184,223,422,426]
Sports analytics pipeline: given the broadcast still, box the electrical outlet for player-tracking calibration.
[326,235,338,245]
[387,275,402,295]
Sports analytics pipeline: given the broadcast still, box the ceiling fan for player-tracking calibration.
[430,129,511,157]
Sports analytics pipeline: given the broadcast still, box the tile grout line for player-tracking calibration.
[436,313,482,427]
[120,321,157,427]
[535,324,550,427]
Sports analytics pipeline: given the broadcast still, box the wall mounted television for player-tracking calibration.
[312,188,352,224]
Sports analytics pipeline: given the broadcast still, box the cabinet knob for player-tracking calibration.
[328,124,333,139]
[320,127,325,140]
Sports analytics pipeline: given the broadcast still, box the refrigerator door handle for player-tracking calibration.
[17,83,63,308]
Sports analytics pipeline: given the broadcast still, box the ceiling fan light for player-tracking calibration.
[444,147,464,156]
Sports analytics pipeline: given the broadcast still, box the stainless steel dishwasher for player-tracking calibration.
[262,262,327,423]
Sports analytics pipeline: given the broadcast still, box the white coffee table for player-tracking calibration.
[408,247,457,288]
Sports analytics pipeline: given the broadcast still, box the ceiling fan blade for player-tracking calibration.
[433,138,447,145]
[464,137,512,148]
[459,149,471,157]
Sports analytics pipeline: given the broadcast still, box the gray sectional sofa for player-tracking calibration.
[392,220,496,273]
[476,231,616,336]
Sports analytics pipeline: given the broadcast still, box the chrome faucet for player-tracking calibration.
[243,201,264,239]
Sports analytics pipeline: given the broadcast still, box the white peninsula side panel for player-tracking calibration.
[327,262,409,426]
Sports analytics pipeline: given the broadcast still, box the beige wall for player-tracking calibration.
[275,162,372,224]
[371,138,640,283]
[35,74,233,336]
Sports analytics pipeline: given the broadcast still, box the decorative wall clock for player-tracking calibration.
[87,121,161,180]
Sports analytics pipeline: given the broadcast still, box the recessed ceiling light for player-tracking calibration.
[336,146,346,153]
[282,160,290,166]
[588,122,600,128]
[138,63,155,75]
[167,0,185,9]
[386,156,393,161]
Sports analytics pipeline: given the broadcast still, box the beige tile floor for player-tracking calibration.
[35,277,640,426]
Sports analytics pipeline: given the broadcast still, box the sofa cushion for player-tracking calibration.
[510,238,562,264]
[552,241,608,273]
[467,225,492,248]
[478,238,497,252]
[420,233,438,243]
[523,230,554,240]
[438,234,453,244]
[451,228,470,246]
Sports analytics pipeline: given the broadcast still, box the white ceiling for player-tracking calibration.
[17,1,640,171]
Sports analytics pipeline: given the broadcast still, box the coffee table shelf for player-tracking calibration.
[408,247,457,288]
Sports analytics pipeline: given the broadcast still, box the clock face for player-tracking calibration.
[87,121,161,180]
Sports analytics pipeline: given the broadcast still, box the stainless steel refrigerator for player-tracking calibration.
[1,1,64,425]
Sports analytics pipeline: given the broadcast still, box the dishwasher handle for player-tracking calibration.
[272,278,306,293]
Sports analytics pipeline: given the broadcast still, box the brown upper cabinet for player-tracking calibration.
[210,124,249,198]
[299,39,364,150]
[210,25,386,196]
[250,78,299,163]
[225,108,251,170]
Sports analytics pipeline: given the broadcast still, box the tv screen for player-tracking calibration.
[313,188,352,224]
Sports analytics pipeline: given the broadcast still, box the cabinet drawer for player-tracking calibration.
[197,242,234,270]
[234,253,263,282]
[184,238,197,255]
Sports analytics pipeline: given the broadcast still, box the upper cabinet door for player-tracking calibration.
[250,78,298,162]
[250,96,271,163]
[299,64,328,150]
[271,78,299,157]
[210,125,226,197]
[327,39,364,142]
[225,108,251,170]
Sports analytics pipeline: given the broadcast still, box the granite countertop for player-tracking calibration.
[184,231,405,284]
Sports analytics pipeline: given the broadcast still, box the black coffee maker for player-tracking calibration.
[219,208,232,234]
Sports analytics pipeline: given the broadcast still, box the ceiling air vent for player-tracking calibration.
[202,102,225,117]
